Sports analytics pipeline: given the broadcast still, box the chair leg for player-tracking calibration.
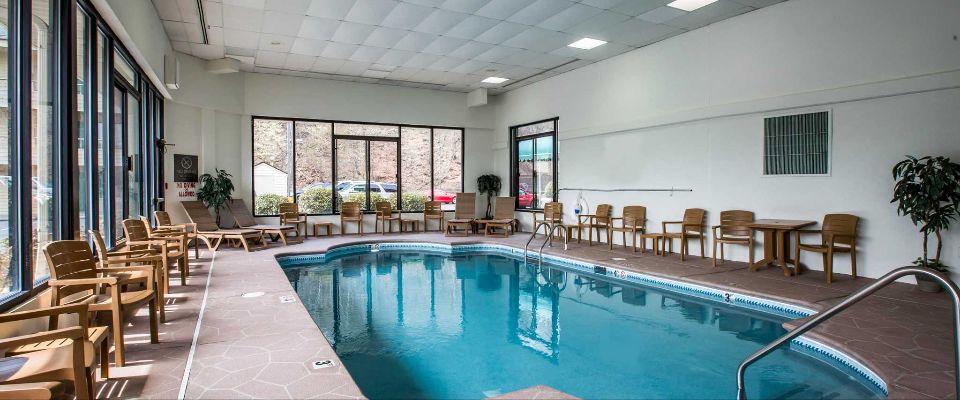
[149,296,160,344]
[850,245,857,278]
[700,237,705,258]
[680,235,687,262]
[826,248,834,284]
[794,237,802,278]
[100,334,110,379]
[71,340,91,400]
[749,239,755,266]
[179,257,187,286]
[712,239,718,268]
[111,309,125,367]
[194,238,200,259]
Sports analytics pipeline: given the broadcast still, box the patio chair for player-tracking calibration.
[154,210,200,259]
[577,204,613,246]
[609,206,647,252]
[0,382,64,399]
[123,218,189,289]
[445,193,476,236]
[90,229,167,321]
[181,201,265,251]
[794,214,859,283]
[484,197,517,237]
[229,199,301,245]
[423,201,444,232]
[662,208,707,261]
[374,201,401,234]
[279,202,308,237]
[537,202,576,241]
[712,210,755,267]
[340,202,363,235]
[43,240,159,368]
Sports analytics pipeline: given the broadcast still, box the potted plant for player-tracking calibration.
[477,174,501,219]
[892,156,960,292]
[197,168,235,226]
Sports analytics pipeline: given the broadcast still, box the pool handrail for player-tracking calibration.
[736,266,960,399]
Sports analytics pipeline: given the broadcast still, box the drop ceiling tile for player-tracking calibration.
[563,11,631,38]
[579,0,624,9]
[663,0,752,30]
[265,0,311,13]
[223,28,260,48]
[362,69,391,78]
[255,49,288,68]
[474,21,527,45]
[506,0,574,25]
[176,0,201,23]
[376,49,417,65]
[306,0,357,19]
[222,5,263,31]
[439,0,491,14]
[162,21,189,42]
[422,36,468,55]
[226,46,257,57]
[602,19,681,46]
[363,26,408,48]
[537,3,604,31]
[449,59,486,73]
[203,1,223,27]
[331,21,377,45]
[446,41,494,59]
[258,33,295,52]
[349,45,389,62]
[410,69,448,84]
[502,28,576,53]
[496,50,542,67]
[525,53,575,69]
[344,0,399,25]
[471,62,510,75]
[337,60,372,75]
[299,17,340,40]
[404,53,442,68]
[445,15,499,40]
[475,0,534,20]
[413,9,468,35]
[207,27,225,45]
[154,0,182,21]
[387,67,420,80]
[637,6,686,23]
[573,41,630,60]
[224,0,265,9]
[427,56,467,71]
[380,2,434,30]
[393,31,438,51]
[184,23,206,43]
[501,65,543,79]
[311,57,346,73]
[262,11,305,36]
[285,53,317,70]
[473,45,521,62]
[171,40,191,53]
[321,42,360,58]
[290,37,328,55]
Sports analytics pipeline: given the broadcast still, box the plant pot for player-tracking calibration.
[916,274,943,293]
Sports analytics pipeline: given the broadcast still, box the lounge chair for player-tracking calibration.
[445,193,476,236]
[181,201,265,252]
[229,199,301,245]
[484,197,517,237]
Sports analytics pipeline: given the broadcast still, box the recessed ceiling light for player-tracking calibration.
[482,77,508,84]
[568,38,607,50]
[667,0,719,12]
[270,40,281,46]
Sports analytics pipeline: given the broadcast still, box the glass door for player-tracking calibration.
[336,139,367,210]
[335,138,399,211]
[370,141,398,209]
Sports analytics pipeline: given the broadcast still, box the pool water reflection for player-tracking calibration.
[284,252,881,399]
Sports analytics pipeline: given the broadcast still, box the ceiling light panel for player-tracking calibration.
[667,0,719,12]
[568,37,606,49]
[481,76,508,84]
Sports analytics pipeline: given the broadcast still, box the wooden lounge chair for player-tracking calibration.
[445,193,476,236]
[374,201,401,234]
[662,208,707,261]
[609,206,647,252]
[153,210,200,259]
[0,381,65,399]
[181,201,265,251]
[43,241,159,368]
[279,203,308,237]
[794,214,859,283]
[577,204,613,246]
[229,199,301,245]
[89,229,167,321]
[484,197,517,237]
[712,210,755,267]
[340,202,363,235]
[423,201,443,231]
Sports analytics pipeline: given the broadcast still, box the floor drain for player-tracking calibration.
[241,292,265,298]
[279,295,297,303]
[312,359,336,369]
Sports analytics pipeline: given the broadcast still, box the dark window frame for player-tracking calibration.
[510,117,559,212]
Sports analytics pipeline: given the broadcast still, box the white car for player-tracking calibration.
[336,181,397,197]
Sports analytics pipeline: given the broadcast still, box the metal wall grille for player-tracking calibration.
[763,111,830,175]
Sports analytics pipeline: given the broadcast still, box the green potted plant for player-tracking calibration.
[197,168,235,226]
[892,156,960,292]
[477,174,501,219]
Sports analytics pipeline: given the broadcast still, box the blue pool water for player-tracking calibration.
[283,251,882,399]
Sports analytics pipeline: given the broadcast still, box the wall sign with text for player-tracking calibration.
[174,154,199,182]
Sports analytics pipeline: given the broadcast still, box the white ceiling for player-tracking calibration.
[152,0,785,93]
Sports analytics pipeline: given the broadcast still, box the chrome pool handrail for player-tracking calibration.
[736,266,960,399]
[524,221,569,266]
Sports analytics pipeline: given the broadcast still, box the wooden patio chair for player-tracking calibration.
[712,210,755,267]
[0,381,65,399]
[374,202,401,234]
[662,208,707,261]
[153,210,200,259]
[89,229,167,322]
[43,241,159,368]
[340,202,363,235]
[484,197,517,237]
[123,218,189,290]
[794,214,859,283]
[279,203,308,237]
[577,204,613,246]
[445,193,476,236]
[537,202,576,241]
[609,206,647,252]
[229,199,301,245]
[181,201,265,251]
[423,201,443,232]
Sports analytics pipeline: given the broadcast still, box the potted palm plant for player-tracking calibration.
[477,174,501,219]
[892,156,960,292]
[197,168,235,226]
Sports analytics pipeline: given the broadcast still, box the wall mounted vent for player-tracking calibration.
[763,111,830,176]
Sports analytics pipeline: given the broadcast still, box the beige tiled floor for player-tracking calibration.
[101,231,955,399]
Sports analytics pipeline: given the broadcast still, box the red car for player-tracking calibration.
[518,185,534,207]
[432,191,456,204]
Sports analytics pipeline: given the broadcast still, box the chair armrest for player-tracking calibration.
[0,327,85,350]
[49,276,118,286]
[0,382,64,397]
[794,229,822,234]
[127,239,168,247]
[98,265,155,274]
[610,217,623,220]
[662,221,682,225]
[150,231,187,239]
[0,304,89,324]
[107,249,161,258]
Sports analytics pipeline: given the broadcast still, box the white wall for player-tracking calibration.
[492,0,960,280]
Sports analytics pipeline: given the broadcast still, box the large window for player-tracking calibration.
[1,0,14,296]
[252,117,464,216]
[511,118,558,210]
[31,0,54,281]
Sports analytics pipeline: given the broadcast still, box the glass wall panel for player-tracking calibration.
[369,141,397,208]
[335,123,398,137]
[294,121,332,214]
[432,128,462,210]
[31,0,54,281]
[0,0,16,295]
[335,139,366,210]
[252,119,292,215]
[77,10,89,239]
[516,139,534,210]
[126,93,140,219]
[533,136,554,208]
[400,127,430,211]
[113,50,135,86]
[96,31,107,236]
[112,86,123,238]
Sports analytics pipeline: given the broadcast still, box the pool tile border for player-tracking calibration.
[276,241,888,396]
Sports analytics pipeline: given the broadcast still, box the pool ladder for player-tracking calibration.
[735,266,960,399]
[523,221,569,265]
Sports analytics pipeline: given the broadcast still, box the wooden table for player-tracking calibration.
[747,219,816,276]
[312,222,334,237]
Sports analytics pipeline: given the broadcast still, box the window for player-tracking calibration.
[511,118,558,210]
[77,8,90,240]
[252,117,464,216]
[763,111,830,176]
[0,0,14,296]
[32,0,54,281]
